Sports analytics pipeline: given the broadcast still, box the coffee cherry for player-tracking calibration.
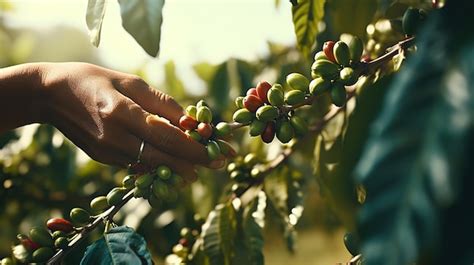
[0,258,14,265]
[196,106,212,123]
[267,85,285,107]
[230,170,247,182]
[32,247,54,262]
[284,90,306,105]
[148,194,161,208]
[309,77,331,95]
[90,196,109,214]
[243,153,259,166]
[17,234,40,250]
[276,120,294,144]
[243,95,264,112]
[233,109,253,124]
[52,231,67,240]
[261,122,275,143]
[152,179,168,198]
[249,120,266,136]
[314,51,328,61]
[256,81,272,103]
[217,140,236,157]
[290,116,308,136]
[186,130,202,142]
[207,140,221,160]
[122,175,136,189]
[197,122,213,140]
[311,59,340,79]
[340,67,357,85]
[286,73,310,92]
[348,35,364,62]
[46,218,74,233]
[29,227,54,247]
[214,122,231,137]
[235,96,245,108]
[323,41,336,62]
[185,105,197,119]
[157,165,172,180]
[403,7,423,36]
[196,100,208,108]
[246,88,258,97]
[107,187,127,206]
[135,173,154,189]
[330,83,347,107]
[343,232,360,256]
[256,105,279,122]
[334,41,350,66]
[179,115,198,130]
[54,237,69,249]
[133,187,150,199]
[179,238,189,247]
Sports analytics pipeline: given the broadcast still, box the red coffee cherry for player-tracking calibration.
[17,234,40,250]
[179,115,198,130]
[179,238,189,247]
[256,81,272,103]
[46,218,74,233]
[323,41,336,63]
[197,123,213,140]
[243,95,264,112]
[246,88,258,97]
[261,122,275,143]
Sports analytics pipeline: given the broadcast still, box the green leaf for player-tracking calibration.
[118,0,164,57]
[328,0,377,36]
[355,11,474,265]
[243,191,266,265]
[291,0,326,58]
[163,60,186,100]
[86,0,107,47]
[202,203,236,265]
[193,62,218,83]
[80,226,152,265]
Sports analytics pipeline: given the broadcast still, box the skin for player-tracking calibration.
[0,62,225,182]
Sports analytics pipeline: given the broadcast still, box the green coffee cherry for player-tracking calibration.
[122,175,136,189]
[267,87,285,107]
[256,105,279,122]
[133,187,150,199]
[276,120,294,144]
[135,173,154,189]
[330,83,347,107]
[215,122,231,137]
[29,227,54,247]
[348,35,364,62]
[243,153,259,166]
[196,106,212,123]
[207,140,221,160]
[290,116,308,136]
[196,100,208,108]
[170,174,184,187]
[309,77,331,95]
[333,41,350,66]
[107,187,127,206]
[55,237,69,249]
[185,105,197,119]
[148,194,161,208]
[284,90,306,105]
[235,96,244,108]
[152,179,167,198]
[339,67,357,85]
[186,130,202,142]
[249,120,266,136]
[314,51,328,61]
[0,258,14,265]
[70,208,90,226]
[286,73,310,92]
[343,232,360,256]
[233,109,253,124]
[52,230,67,240]
[311,59,340,79]
[90,196,109,214]
[32,247,54,262]
[157,165,172,180]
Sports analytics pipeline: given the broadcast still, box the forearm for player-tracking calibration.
[0,63,48,133]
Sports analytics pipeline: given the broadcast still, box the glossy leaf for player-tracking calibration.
[80,226,152,265]
[118,0,164,57]
[86,0,107,47]
[291,0,326,58]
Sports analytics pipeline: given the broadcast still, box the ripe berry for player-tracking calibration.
[246,88,258,97]
[179,115,198,130]
[46,218,74,233]
[17,234,40,250]
[179,238,189,247]
[197,122,213,140]
[261,122,275,143]
[243,94,264,112]
[256,81,272,103]
[323,41,336,62]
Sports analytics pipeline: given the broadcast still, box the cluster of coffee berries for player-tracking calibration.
[233,81,308,144]
[169,227,199,263]
[1,218,75,263]
[179,100,235,160]
[311,35,364,107]
[227,153,261,183]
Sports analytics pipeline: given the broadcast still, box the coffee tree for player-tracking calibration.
[1,0,474,264]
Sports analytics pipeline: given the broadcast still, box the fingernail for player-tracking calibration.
[209,159,225,169]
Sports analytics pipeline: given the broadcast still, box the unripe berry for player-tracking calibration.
[261,122,275,143]
[284,90,306,105]
[323,41,336,62]
[243,94,264,112]
[122,175,136,189]
[185,105,197,119]
[135,173,154,189]
[32,247,54,263]
[196,100,208,108]
[246,88,258,97]
[90,195,109,214]
[133,186,150,199]
[157,165,172,180]
[333,41,350,66]
[69,208,90,226]
[179,115,198,130]
[311,59,340,79]
[309,77,331,95]
[55,237,69,249]
[290,115,308,136]
[186,130,202,142]
[339,67,357,85]
[249,120,266,136]
[214,122,231,137]
[52,230,67,240]
[267,86,285,107]
[330,83,347,107]
[314,51,328,61]
[197,123,213,140]
[207,140,221,160]
[348,35,364,62]
[217,139,236,157]
[276,120,294,144]
[286,73,310,92]
[29,227,54,247]
[233,109,254,124]
[107,187,127,206]
[256,105,279,122]
[235,96,245,108]
[256,81,272,103]
[196,106,213,123]
[152,179,168,198]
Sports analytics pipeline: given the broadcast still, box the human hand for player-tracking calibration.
[36,62,224,182]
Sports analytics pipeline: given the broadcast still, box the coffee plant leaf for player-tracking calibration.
[329,0,377,36]
[86,0,107,47]
[291,0,326,58]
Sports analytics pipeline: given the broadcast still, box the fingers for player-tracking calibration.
[114,75,183,126]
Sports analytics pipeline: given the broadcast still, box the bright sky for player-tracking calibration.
[4,0,296,91]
